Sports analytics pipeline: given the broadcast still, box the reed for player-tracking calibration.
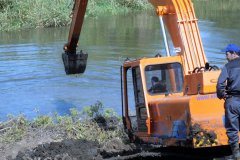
[0,0,73,31]
[193,0,240,11]
[1,0,239,31]
[193,0,240,17]
[0,0,149,31]
[192,0,240,28]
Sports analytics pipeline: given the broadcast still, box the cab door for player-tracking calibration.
[123,66,147,133]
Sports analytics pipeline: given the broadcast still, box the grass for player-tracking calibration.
[192,0,240,28]
[193,0,240,12]
[0,115,28,143]
[0,0,73,31]
[0,102,124,145]
[1,0,239,31]
[0,0,150,31]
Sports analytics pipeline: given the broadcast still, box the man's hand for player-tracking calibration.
[222,89,231,100]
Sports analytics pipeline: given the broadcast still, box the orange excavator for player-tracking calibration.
[62,0,230,149]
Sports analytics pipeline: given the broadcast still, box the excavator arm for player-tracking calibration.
[62,0,88,74]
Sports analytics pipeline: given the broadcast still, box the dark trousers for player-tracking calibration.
[225,97,240,145]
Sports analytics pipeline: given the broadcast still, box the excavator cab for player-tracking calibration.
[122,56,186,143]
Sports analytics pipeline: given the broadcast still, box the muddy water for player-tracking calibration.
[0,5,240,120]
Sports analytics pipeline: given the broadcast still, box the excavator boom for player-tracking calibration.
[149,0,208,74]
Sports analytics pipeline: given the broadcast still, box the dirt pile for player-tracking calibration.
[0,107,162,160]
[7,136,141,160]
[0,127,66,160]
[15,139,100,160]
[11,137,161,160]
[0,124,161,160]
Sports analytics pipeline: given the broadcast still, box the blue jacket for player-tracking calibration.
[217,58,240,99]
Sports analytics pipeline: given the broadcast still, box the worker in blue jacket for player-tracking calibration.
[217,44,240,160]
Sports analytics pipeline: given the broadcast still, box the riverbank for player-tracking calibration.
[1,0,240,32]
[0,118,138,159]
[0,0,150,31]
[0,102,138,159]
[0,102,163,159]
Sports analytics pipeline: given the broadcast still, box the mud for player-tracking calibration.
[0,129,232,160]
[0,124,161,160]
[7,137,161,160]
[15,139,100,160]
[0,118,230,160]
[0,127,66,160]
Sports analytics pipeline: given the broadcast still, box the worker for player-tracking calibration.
[217,44,240,159]
[224,44,240,62]
[149,76,167,93]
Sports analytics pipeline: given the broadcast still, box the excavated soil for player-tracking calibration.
[0,118,231,160]
[0,127,232,160]
[0,125,161,160]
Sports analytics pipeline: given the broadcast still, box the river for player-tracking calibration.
[0,4,240,121]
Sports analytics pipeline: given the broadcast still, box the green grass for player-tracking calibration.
[1,0,239,31]
[0,0,150,31]
[193,0,240,12]
[0,102,124,144]
[0,0,73,31]
[0,115,28,143]
[192,0,240,28]
[1,0,240,31]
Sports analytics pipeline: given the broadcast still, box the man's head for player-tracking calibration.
[221,44,240,62]
[151,76,159,85]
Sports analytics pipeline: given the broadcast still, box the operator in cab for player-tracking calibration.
[217,44,240,159]
[148,76,167,94]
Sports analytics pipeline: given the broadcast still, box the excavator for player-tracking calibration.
[62,0,231,150]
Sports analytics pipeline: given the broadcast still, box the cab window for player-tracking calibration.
[145,63,183,95]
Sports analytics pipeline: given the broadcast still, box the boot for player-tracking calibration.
[230,143,240,160]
